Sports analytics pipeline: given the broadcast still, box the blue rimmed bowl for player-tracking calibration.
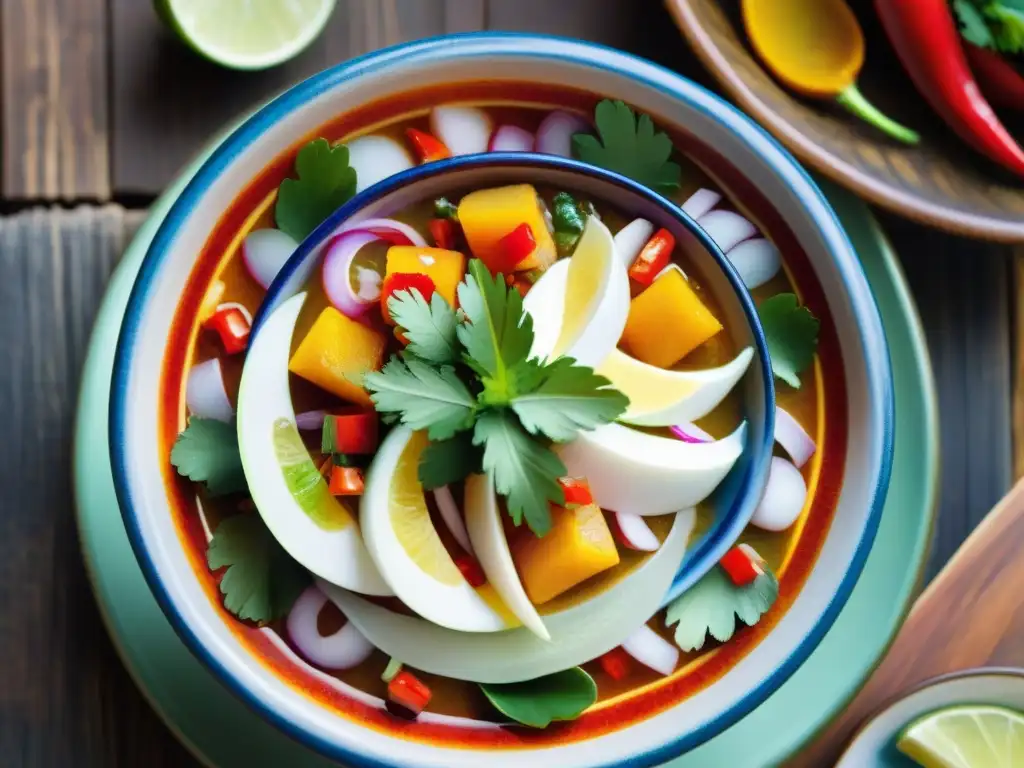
[109,33,893,768]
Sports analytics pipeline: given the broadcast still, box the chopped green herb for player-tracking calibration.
[387,289,459,365]
[757,293,820,389]
[434,196,459,220]
[418,431,482,490]
[207,514,310,625]
[275,138,357,242]
[955,0,1024,53]
[955,0,996,47]
[170,418,247,497]
[479,667,597,728]
[363,356,476,441]
[572,100,682,193]
[550,191,586,255]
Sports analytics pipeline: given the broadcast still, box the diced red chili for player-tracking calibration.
[323,411,379,455]
[328,466,364,496]
[428,218,456,250]
[380,272,436,325]
[558,477,593,509]
[494,222,536,275]
[628,229,675,286]
[455,555,487,588]
[598,647,633,681]
[387,670,432,716]
[205,304,251,355]
[405,128,451,163]
[719,546,762,586]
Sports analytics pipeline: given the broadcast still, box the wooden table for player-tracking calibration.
[0,1,1018,766]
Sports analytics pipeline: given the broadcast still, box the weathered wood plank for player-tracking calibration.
[1,0,110,200]
[0,207,189,767]
[111,0,485,197]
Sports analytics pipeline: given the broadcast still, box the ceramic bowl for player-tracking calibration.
[256,151,775,603]
[110,33,893,767]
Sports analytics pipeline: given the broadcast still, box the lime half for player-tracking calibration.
[155,0,337,70]
[896,704,1024,767]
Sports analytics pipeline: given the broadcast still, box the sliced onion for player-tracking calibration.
[775,406,816,469]
[613,218,655,267]
[681,188,722,221]
[621,624,680,676]
[698,210,758,254]
[287,585,375,670]
[751,457,807,532]
[611,511,660,552]
[534,110,591,157]
[433,485,474,556]
[728,238,782,290]
[489,125,534,152]
[354,267,382,301]
[242,228,298,290]
[430,106,492,156]
[346,135,415,193]
[338,217,427,248]
[186,358,233,422]
[295,410,327,431]
[670,422,714,444]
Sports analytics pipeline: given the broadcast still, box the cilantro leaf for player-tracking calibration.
[456,260,535,402]
[480,668,597,728]
[572,100,681,193]
[511,357,629,442]
[986,2,1024,52]
[418,432,483,490]
[363,356,476,440]
[388,289,459,365]
[170,418,247,497]
[207,514,310,624]
[473,410,565,537]
[275,138,357,242]
[955,0,996,47]
[757,293,820,389]
[665,564,779,652]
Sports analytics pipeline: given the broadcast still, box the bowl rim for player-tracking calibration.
[253,149,777,605]
[109,32,894,768]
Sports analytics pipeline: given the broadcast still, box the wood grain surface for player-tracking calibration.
[794,477,1024,765]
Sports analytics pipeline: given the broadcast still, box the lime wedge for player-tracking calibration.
[155,0,337,70]
[896,704,1024,767]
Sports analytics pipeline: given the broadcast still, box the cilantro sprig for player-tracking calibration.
[170,418,247,497]
[363,260,629,536]
[572,100,682,193]
[275,138,357,242]
[757,293,819,389]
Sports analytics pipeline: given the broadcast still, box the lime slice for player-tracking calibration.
[896,704,1024,768]
[155,0,337,70]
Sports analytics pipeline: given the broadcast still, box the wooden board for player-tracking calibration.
[1,0,110,200]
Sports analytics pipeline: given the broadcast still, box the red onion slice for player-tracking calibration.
[611,512,660,552]
[287,585,375,670]
[670,422,714,444]
[430,106,493,156]
[295,410,327,431]
[697,210,758,254]
[751,457,807,532]
[613,218,655,267]
[489,125,534,152]
[242,228,298,290]
[186,358,233,423]
[621,624,680,676]
[534,110,591,157]
[433,486,474,556]
[681,188,722,221]
[774,406,816,469]
[338,217,427,248]
[728,238,782,290]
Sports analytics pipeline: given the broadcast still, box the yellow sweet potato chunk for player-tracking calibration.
[457,184,557,272]
[385,246,466,308]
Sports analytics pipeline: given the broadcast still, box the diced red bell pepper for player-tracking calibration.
[494,222,536,275]
[405,128,451,163]
[323,411,379,455]
[380,272,436,325]
[428,218,456,250]
[628,228,675,286]
[558,477,593,510]
[328,466,364,496]
[598,647,633,681]
[387,670,432,716]
[719,546,762,587]
[205,304,251,355]
[454,555,487,588]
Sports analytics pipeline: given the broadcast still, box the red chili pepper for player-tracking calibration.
[380,272,436,325]
[387,670,432,716]
[328,465,364,496]
[719,546,762,587]
[454,555,487,588]
[875,0,1024,177]
[598,647,633,681]
[557,477,593,509]
[494,223,536,275]
[628,228,675,286]
[428,218,456,250]
[963,43,1024,112]
[205,304,251,355]
[405,128,451,163]
[323,411,379,455]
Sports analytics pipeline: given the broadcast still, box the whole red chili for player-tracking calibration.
[963,42,1024,112]
[875,0,1024,177]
